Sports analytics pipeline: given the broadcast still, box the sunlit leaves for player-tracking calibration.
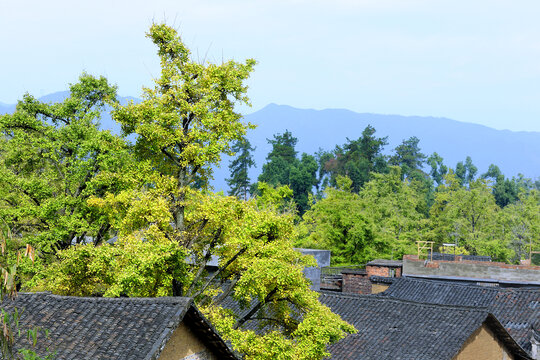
[0,74,131,272]
[429,172,509,260]
[297,168,425,265]
[112,24,256,189]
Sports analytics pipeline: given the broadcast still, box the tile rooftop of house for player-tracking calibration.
[318,291,532,360]
[379,277,540,355]
[0,292,237,360]
[366,259,403,267]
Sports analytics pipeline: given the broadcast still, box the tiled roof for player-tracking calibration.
[370,276,396,285]
[382,277,498,307]
[366,259,403,267]
[491,288,540,354]
[318,292,531,360]
[0,293,237,360]
[380,277,540,354]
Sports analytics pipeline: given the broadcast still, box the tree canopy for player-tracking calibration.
[320,125,388,193]
[0,74,129,260]
[297,168,425,265]
[23,24,355,360]
[258,131,319,214]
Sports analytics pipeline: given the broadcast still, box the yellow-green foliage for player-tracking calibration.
[205,292,356,360]
[24,23,356,360]
[439,245,470,255]
[112,23,256,189]
[39,237,189,298]
[297,168,426,265]
[39,185,355,359]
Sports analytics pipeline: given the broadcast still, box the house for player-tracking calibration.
[322,253,540,295]
[338,259,403,295]
[319,291,533,360]
[402,254,540,287]
[1,292,237,360]
[379,277,540,358]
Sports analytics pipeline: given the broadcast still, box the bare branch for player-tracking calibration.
[185,227,222,296]
[233,287,278,330]
[190,245,248,299]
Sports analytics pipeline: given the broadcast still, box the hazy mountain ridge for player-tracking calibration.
[2,95,538,192]
[211,104,539,192]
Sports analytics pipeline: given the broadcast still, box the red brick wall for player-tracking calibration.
[366,265,402,278]
[366,265,389,277]
[342,272,371,295]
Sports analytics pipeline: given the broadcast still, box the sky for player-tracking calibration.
[1,0,540,132]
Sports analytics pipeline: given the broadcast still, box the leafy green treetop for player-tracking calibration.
[389,136,426,180]
[34,24,354,359]
[297,167,425,265]
[498,189,540,263]
[455,156,478,187]
[321,125,388,193]
[429,172,510,260]
[481,164,521,208]
[427,152,448,186]
[258,131,318,214]
[266,130,298,163]
[258,131,298,186]
[112,23,256,232]
[296,176,377,265]
[0,74,128,257]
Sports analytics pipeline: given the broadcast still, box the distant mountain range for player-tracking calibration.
[0,102,15,114]
[2,93,539,192]
[229,103,540,182]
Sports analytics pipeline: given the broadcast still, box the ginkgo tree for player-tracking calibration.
[113,23,257,233]
[35,23,355,360]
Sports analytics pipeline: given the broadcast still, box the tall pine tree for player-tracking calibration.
[258,131,318,214]
[320,125,388,193]
[226,137,256,199]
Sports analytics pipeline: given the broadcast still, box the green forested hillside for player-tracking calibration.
[239,128,539,265]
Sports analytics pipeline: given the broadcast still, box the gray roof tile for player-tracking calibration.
[0,293,237,360]
[318,292,532,360]
[380,277,540,354]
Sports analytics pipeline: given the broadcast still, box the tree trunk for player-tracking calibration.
[175,168,188,233]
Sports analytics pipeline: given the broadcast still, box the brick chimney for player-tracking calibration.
[366,259,403,278]
[341,269,371,294]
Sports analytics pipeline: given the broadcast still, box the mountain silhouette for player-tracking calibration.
[2,95,538,192]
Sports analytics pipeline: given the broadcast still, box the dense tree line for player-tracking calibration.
[227,125,540,265]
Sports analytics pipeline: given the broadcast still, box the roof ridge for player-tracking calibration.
[318,291,491,312]
[400,277,540,294]
[399,277,500,291]
[16,292,193,304]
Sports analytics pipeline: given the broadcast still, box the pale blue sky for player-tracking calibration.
[1,0,540,131]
